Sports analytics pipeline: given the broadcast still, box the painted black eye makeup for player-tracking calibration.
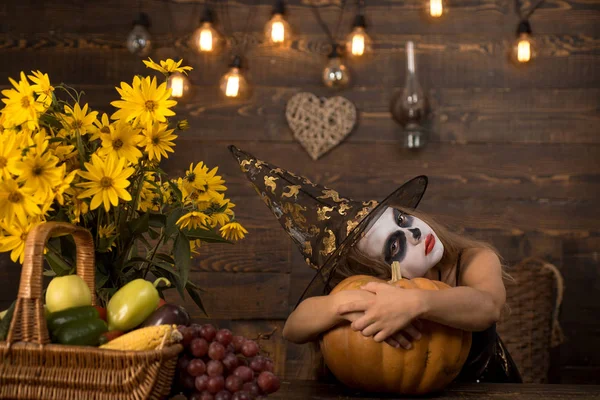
[384,231,407,263]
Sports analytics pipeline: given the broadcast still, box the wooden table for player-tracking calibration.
[271,380,600,399]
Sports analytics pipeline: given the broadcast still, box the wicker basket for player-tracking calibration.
[0,222,183,400]
[497,257,565,384]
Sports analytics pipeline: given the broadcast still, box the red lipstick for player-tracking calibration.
[425,234,435,256]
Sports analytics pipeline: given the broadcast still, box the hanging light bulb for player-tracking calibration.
[191,8,221,53]
[322,46,350,89]
[345,14,372,57]
[427,0,445,18]
[167,72,191,99]
[220,56,249,99]
[265,0,291,45]
[390,41,429,149]
[512,20,536,64]
[126,12,152,56]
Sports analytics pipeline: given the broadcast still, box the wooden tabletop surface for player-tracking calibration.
[270,380,600,399]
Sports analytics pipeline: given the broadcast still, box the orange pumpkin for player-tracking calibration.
[320,264,472,395]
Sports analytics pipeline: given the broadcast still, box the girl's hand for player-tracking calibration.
[336,282,426,348]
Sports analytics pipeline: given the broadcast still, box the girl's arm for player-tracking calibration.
[337,248,506,342]
[283,290,375,344]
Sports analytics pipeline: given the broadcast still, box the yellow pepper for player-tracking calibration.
[107,278,170,331]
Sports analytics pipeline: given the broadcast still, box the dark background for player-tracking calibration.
[0,0,598,384]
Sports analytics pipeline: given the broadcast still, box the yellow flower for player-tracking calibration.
[162,181,179,205]
[91,113,113,141]
[98,223,116,238]
[177,119,190,131]
[53,167,77,206]
[209,197,234,227]
[190,239,202,255]
[13,150,62,202]
[0,178,41,225]
[28,70,54,108]
[99,121,142,164]
[0,132,20,179]
[62,103,98,136]
[176,211,209,230]
[143,58,193,75]
[77,154,134,212]
[219,222,248,241]
[0,219,40,263]
[65,186,89,223]
[138,175,161,212]
[1,72,46,129]
[140,122,177,161]
[111,76,177,126]
[182,162,208,195]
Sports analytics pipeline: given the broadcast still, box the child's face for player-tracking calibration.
[356,207,444,278]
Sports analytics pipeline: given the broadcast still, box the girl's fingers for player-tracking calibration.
[413,319,423,330]
[360,282,384,293]
[385,338,400,348]
[351,315,374,331]
[392,333,413,350]
[337,300,370,315]
[360,322,380,337]
[403,324,422,341]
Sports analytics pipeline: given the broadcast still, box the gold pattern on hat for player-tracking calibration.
[255,160,267,169]
[305,258,319,270]
[282,202,307,225]
[264,176,278,194]
[318,189,345,203]
[282,185,301,199]
[338,202,351,215]
[254,186,272,208]
[317,205,334,221]
[240,160,252,172]
[309,225,321,236]
[303,241,313,256]
[320,228,337,257]
[284,217,293,231]
[270,168,285,175]
[346,219,359,236]
[363,200,379,208]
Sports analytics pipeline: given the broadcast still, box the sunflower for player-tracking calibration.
[176,211,209,230]
[111,76,177,126]
[62,103,98,136]
[140,122,177,161]
[190,239,202,255]
[52,166,77,206]
[182,162,208,195]
[77,154,134,212]
[98,121,142,163]
[0,178,42,225]
[28,70,54,108]
[0,132,20,179]
[65,186,89,223]
[143,58,193,75]
[209,197,235,227]
[1,72,46,129]
[98,223,116,238]
[0,219,40,263]
[219,222,248,241]
[14,150,62,201]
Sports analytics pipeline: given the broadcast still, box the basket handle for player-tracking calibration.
[6,222,96,346]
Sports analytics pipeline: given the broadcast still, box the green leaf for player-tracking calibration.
[152,266,184,299]
[155,253,175,265]
[165,208,184,242]
[95,267,110,289]
[167,180,183,203]
[184,228,233,244]
[148,227,160,240]
[148,213,167,228]
[129,212,149,236]
[186,284,208,317]
[174,231,191,290]
[43,270,57,277]
[45,252,73,276]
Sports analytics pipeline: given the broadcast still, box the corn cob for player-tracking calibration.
[99,324,182,351]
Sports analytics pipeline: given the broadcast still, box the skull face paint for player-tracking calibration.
[356,207,444,278]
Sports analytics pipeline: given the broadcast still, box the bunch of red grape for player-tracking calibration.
[175,324,281,400]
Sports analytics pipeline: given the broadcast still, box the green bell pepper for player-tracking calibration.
[53,318,108,346]
[107,277,170,331]
[47,305,99,333]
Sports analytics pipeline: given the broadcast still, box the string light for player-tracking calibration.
[428,0,445,18]
[346,14,371,57]
[220,56,249,98]
[191,7,221,53]
[512,20,536,64]
[322,46,350,89]
[126,13,152,56]
[265,0,291,45]
[167,72,191,99]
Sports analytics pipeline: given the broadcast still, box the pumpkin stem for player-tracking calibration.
[389,261,402,283]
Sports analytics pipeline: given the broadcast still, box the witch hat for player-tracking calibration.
[229,146,428,298]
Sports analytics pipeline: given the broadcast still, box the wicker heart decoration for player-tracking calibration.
[285,92,357,160]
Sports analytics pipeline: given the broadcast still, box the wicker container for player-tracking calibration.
[497,257,565,383]
[0,222,183,400]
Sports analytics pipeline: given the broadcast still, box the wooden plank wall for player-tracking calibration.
[1,0,599,383]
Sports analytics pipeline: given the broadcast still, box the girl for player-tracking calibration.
[283,205,522,382]
[228,145,522,384]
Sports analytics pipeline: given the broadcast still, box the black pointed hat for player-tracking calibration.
[229,146,428,299]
